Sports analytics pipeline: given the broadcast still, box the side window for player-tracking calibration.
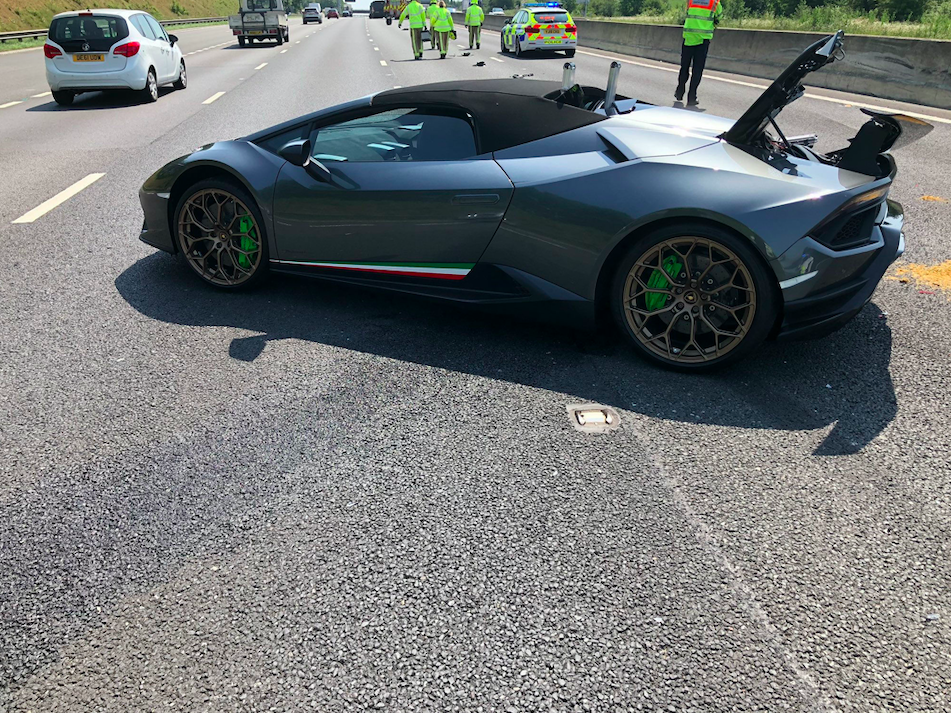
[135,14,156,39]
[256,123,310,154]
[145,15,167,41]
[308,108,477,163]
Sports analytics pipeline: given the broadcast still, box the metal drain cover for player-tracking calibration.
[567,403,620,433]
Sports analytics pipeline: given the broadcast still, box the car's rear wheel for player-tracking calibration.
[52,90,74,106]
[141,68,158,102]
[174,179,269,290]
[276,31,284,45]
[173,60,187,90]
[565,48,575,57]
[515,38,523,56]
[500,33,508,53]
[238,36,246,45]
[610,223,776,371]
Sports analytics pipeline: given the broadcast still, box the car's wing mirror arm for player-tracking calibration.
[279,138,334,185]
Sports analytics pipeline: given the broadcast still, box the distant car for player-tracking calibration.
[44,9,185,106]
[325,7,339,17]
[342,8,352,15]
[490,7,505,14]
[369,0,385,17]
[502,3,576,57]
[302,3,323,23]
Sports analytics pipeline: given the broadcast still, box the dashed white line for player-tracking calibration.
[203,91,226,104]
[254,62,268,70]
[280,49,287,53]
[295,40,300,43]
[374,46,379,51]
[31,91,52,98]
[0,100,23,109]
[393,85,402,88]
[489,56,503,62]
[380,60,387,66]
[12,173,105,224]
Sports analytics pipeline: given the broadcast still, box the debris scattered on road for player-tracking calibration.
[567,403,620,434]
[926,613,940,621]
[474,61,485,66]
[921,195,948,202]
[512,73,534,79]
[890,260,951,295]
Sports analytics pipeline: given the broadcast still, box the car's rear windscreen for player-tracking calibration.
[49,15,129,52]
[534,12,570,23]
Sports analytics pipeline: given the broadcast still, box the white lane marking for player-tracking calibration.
[380,60,387,66]
[280,49,287,53]
[393,85,402,88]
[32,91,52,98]
[12,173,105,224]
[203,91,226,104]
[296,40,300,43]
[0,101,23,109]
[374,46,379,51]
[254,62,268,70]
[489,56,503,62]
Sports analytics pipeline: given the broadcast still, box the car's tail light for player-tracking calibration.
[233,29,240,34]
[113,41,140,57]
[44,43,62,59]
[565,24,576,32]
[528,24,540,32]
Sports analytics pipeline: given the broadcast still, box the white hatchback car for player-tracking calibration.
[44,9,186,106]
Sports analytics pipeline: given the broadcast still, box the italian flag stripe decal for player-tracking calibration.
[274,260,474,280]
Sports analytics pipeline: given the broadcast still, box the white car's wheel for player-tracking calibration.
[173,60,187,90]
[142,68,158,102]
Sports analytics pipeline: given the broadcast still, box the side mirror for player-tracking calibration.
[278,138,333,184]
[168,33,178,46]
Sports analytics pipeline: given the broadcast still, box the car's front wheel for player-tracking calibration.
[52,90,74,106]
[173,60,187,90]
[141,68,158,102]
[610,223,776,371]
[174,179,269,290]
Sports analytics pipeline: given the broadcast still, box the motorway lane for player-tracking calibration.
[0,14,949,712]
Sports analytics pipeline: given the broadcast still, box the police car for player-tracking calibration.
[501,2,576,57]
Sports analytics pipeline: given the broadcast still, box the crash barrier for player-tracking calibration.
[481,15,951,110]
[1,17,227,44]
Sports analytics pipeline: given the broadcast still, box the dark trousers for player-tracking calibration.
[677,39,709,102]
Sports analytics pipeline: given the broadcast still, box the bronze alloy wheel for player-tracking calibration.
[177,188,263,287]
[621,236,757,364]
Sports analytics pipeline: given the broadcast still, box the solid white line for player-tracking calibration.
[12,173,105,224]
[31,91,52,98]
[0,101,23,109]
[254,62,268,70]
[380,60,387,66]
[203,91,225,104]
[489,56,503,62]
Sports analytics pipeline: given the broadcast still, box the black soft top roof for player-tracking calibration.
[373,78,604,153]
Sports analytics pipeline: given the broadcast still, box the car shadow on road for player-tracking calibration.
[116,253,898,456]
[27,87,176,111]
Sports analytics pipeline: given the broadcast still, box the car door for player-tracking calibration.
[144,14,173,81]
[271,106,514,270]
[131,14,162,79]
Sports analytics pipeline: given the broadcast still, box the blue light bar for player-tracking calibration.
[524,2,562,6]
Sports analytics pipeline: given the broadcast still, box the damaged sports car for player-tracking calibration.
[138,31,927,370]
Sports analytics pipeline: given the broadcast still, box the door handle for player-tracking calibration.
[452,194,500,205]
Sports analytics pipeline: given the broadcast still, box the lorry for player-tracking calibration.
[229,0,289,46]
[369,0,385,18]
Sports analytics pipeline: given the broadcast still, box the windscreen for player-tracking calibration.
[48,15,129,52]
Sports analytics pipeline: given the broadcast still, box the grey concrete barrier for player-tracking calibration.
[481,15,951,110]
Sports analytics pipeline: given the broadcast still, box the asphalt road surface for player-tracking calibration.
[1,15,949,712]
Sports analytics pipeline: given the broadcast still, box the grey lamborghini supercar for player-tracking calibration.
[138,31,928,370]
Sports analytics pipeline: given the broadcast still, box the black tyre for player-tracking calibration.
[565,48,575,57]
[610,222,777,372]
[173,60,187,90]
[276,31,284,45]
[514,38,523,56]
[174,178,270,290]
[52,90,74,106]
[238,36,246,45]
[141,68,158,102]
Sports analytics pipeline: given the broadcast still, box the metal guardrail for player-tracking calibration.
[0,16,227,44]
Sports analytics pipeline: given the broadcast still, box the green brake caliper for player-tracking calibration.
[644,254,683,312]
[236,216,258,270]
